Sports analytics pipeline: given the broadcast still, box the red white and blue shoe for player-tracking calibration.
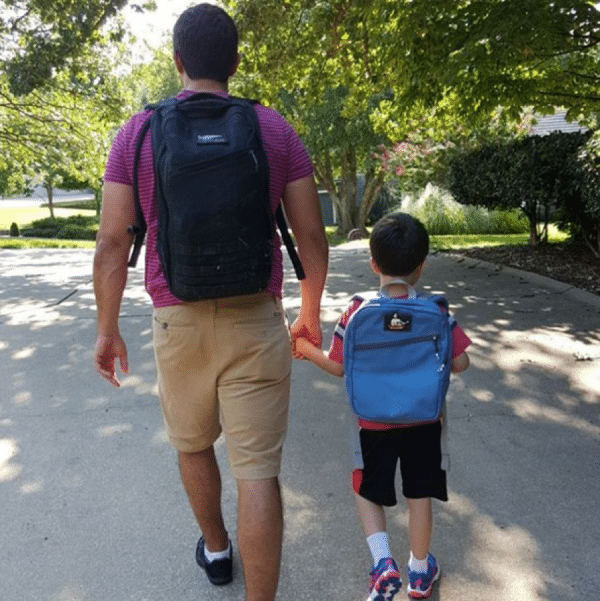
[367,557,402,601]
[406,553,440,599]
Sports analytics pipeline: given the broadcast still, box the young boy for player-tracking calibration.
[296,213,471,600]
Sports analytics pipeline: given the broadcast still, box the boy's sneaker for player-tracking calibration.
[367,557,402,601]
[406,553,440,599]
[195,537,233,585]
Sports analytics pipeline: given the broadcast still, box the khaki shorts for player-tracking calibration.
[153,292,291,480]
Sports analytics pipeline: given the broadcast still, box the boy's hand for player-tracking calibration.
[293,336,315,360]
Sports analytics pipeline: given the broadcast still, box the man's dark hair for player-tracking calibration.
[173,3,238,84]
[369,213,429,276]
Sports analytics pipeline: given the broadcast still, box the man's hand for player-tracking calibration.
[95,334,129,387]
[290,312,322,359]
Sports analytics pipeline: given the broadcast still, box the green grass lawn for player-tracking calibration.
[328,225,568,250]
[0,205,97,230]
[0,207,569,251]
[430,229,568,250]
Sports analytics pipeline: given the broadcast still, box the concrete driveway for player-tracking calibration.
[1,244,599,601]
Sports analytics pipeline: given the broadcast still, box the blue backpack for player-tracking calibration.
[343,281,455,424]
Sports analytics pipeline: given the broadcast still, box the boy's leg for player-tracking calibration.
[355,491,386,537]
[355,491,393,564]
[406,497,440,599]
[354,485,402,600]
[406,497,432,560]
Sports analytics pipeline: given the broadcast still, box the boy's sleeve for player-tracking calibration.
[451,323,472,358]
[328,296,364,364]
[439,303,472,358]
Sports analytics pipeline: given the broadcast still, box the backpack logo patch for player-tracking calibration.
[196,134,228,145]
[384,312,412,331]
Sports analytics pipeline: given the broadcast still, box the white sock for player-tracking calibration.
[409,551,429,573]
[204,540,231,563]
[366,532,392,564]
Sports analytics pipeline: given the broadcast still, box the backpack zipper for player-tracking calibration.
[354,334,445,367]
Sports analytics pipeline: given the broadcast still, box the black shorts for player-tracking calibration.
[354,421,448,506]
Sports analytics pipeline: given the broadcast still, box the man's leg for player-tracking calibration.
[237,477,283,601]
[179,447,229,552]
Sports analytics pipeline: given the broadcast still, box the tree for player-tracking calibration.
[225,0,417,235]
[559,131,600,256]
[448,131,593,246]
[0,56,127,209]
[0,0,141,96]
[388,0,600,121]
[0,0,147,206]
[225,0,600,235]
[127,45,182,109]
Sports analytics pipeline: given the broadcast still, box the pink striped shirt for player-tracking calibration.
[104,90,313,307]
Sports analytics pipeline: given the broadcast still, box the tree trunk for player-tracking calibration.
[357,167,385,232]
[523,199,540,246]
[95,188,101,217]
[45,181,55,220]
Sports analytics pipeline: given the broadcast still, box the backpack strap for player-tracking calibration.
[127,110,153,267]
[275,204,305,279]
[245,98,305,281]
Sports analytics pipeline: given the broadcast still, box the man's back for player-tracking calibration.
[104,90,314,307]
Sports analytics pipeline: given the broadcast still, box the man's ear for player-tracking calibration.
[229,52,240,77]
[173,51,185,75]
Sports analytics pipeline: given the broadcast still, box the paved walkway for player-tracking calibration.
[1,245,599,601]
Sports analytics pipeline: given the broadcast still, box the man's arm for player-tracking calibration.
[282,175,329,352]
[93,181,136,387]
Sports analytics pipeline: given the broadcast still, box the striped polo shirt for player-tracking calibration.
[104,89,313,307]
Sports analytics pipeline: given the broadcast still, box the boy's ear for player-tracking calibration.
[369,257,381,274]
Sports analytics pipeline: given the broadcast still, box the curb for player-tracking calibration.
[443,251,600,310]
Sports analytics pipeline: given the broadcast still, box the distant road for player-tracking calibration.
[1,194,94,208]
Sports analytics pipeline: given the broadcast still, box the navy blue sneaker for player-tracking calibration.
[407,553,440,599]
[367,557,402,601]
[195,537,233,585]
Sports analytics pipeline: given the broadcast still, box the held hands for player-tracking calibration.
[94,333,129,387]
[289,312,322,360]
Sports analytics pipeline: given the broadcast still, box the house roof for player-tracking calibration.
[530,111,587,136]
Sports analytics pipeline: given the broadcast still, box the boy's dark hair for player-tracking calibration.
[369,213,429,276]
[173,4,238,84]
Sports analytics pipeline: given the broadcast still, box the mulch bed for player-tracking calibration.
[446,242,600,297]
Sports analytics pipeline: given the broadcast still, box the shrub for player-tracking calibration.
[23,215,98,240]
[395,185,529,235]
[9,222,20,237]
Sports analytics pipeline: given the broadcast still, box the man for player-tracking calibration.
[93,5,328,601]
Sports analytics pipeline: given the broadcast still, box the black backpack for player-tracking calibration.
[128,92,304,301]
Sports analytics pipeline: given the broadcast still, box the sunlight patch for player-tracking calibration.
[0,438,22,482]
[96,423,133,437]
[12,346,36,360]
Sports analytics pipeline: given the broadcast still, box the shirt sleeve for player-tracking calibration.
[284,120,313,184]
[451,323,472,358]
[328,296,364,364]
[104,122,134,186]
